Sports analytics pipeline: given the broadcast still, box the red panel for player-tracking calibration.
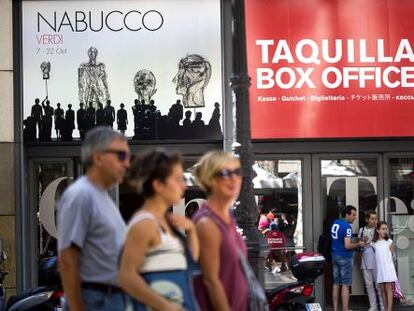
[246,0,414,139]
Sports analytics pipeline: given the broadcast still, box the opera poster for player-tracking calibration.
[22,0,222,141]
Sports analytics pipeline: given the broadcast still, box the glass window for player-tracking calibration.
[388,158,414,303]
[320,158,378,305]
[254,160,304,290]
[35,163,70,260]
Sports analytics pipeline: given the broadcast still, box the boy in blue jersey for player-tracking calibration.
[331,205,365,311]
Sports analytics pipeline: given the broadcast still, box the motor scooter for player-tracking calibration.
[267,252,325,311]
[5,256,63,311]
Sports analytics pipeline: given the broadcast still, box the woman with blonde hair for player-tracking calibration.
[192,150,248,311]
[119,148,199,311]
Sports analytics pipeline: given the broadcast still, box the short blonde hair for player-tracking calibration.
[194,150,240,195]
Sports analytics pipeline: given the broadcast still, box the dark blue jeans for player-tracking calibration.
[63,288,126,311]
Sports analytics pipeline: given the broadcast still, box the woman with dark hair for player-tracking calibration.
[119,148,199,311]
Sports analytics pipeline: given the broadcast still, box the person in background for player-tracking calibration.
[119,148,199,311]
[258,211,270,234]
[331,205,365,311]
[192,150,248,311]
[265,222,287,273]
[263,212,275,234]
[57,127,130,311]
[372,221,398,311]
[357,210,383,311]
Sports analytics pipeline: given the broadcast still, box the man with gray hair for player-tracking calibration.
[57,126,130,311]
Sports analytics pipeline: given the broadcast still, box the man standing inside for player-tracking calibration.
[57,127,130,311]
[331,205,365,311]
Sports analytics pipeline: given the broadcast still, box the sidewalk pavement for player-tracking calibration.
[264,270,414,311]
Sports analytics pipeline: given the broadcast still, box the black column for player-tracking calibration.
[230,0,265,280]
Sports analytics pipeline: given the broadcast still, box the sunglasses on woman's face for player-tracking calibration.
[103,149,130,162]
[215,168,242,179]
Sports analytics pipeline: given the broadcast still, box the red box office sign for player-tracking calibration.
[246,0,414,139]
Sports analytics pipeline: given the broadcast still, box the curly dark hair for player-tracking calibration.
[127,148,183,211]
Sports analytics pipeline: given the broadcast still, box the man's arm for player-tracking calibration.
[344,237,364,250]
[59,246,85,311]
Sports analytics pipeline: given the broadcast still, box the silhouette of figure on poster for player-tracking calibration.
[155,111,168,139]
[23,116,36,142]
[167,99,184,138]
[168,99,184,126]
[192,112,205,137]
[31,98,43,138]
[133,69,157,104]
[59,105,73,142]
[77,103,87,140]
[172,54,211,108]
[103,100,115,128]
[117,103,128,134]
[132,99,140,130]
[78,47,110,107]
[86,102,96,131]
[65,104,75,139]
[41,97,54,141]
[183,110,192,127]
[54,103,64,140]
[149,100,157,113]
[96,102,105,126]
[208,102,222,136]
[182,110,192,139]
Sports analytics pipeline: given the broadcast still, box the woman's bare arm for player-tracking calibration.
[196,217,231,311]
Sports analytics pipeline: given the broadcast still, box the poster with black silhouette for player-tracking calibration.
[22,1,222,141]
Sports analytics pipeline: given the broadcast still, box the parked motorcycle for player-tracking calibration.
[267,252,325,311]
[5,256,62,311]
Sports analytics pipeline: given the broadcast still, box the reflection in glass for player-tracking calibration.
[320,159,378,304]
[389,158,414,215]
[253,160,303,290]
[389,158,414,303]
[35,163,68,260]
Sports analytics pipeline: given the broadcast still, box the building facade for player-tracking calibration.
[0,0,17,300]
[1,0,414,309]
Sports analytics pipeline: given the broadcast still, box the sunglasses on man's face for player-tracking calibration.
[215,168,242,179]
[103,149,130,162]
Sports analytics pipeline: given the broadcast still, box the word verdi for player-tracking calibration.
[256,39,414,89]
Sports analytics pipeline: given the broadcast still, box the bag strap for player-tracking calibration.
[165,215,199,272]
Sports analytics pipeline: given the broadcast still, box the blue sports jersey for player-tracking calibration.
[331,218,353,258]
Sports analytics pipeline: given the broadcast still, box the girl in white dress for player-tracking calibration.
[371,221,397,311]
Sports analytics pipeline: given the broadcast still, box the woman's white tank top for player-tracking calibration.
[128,211,187,273]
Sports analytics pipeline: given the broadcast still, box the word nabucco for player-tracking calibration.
[37,10,164,32]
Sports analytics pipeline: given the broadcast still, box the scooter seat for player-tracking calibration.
[265,281,302,298]
[6,286,50,309]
